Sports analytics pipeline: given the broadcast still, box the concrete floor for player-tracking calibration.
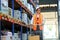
[44,38,59,40]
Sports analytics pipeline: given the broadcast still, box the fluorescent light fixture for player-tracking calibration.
[39,4,57,7]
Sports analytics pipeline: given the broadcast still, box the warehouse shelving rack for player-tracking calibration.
[0,0,34,40]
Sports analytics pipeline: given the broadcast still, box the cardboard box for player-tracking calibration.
[28,35,40,40]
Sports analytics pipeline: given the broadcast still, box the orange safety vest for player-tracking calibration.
[33,13,43,31]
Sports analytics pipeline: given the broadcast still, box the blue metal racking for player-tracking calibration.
[0,0,34,40]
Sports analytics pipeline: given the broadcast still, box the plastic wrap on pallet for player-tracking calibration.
[14,33,19,40]
[30,4,34,14]
[28,18,31,24]
[1,36,12,40]
[23,0,27,7]
[33,0,39,4]
[19,0,27,7]
[1,0,8,14]
[14,10,21,20]
[27,3,31,11]
[22,13,28,24]
[22,33,27,40]
[27,18,29,24]
[5,31,12,40]
[8,7,12,18]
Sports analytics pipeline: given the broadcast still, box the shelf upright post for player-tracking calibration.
[26,27,28,40]
[30,16,32,34]
[26,17,28,40]
[0,16,1,40]
[12,0,14,40]
[19,7,22,40]
[0,0,1,40]
[20,26,23,40]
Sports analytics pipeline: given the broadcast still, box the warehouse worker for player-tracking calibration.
[31,6,45,40]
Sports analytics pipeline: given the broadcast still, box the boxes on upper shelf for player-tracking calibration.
[1,0,8,15]
[23,0,27,7]
[14,10,21,20]
[22,13,28,24]
[30,4,34,14]
[27,3,31,11]
[28,18,31,24]
[27,3,34,14]
[8,7,12,18]
[19,0,27,7]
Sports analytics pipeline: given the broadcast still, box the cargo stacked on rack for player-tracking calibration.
[27,3,34,15]
[22,10,28,24]
[14,10,21,20]
[8,7,12,18]
[14,33,19,40]
[22,33,27,40]
[19,0,28,7]
[1,0,8,15]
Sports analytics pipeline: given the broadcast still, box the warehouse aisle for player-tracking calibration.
[44,39,59,40]
[0,0,58,40]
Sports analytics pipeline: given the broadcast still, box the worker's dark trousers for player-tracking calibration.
[32,25,43,40]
